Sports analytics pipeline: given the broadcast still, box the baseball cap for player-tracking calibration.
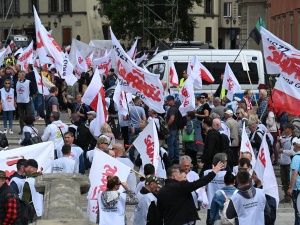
[224,109,233,115]
[25,159,38,169]
[293,138,300,146]
[87,111,96,117]
[166,95,174,101]
[0,170,8,179]
[145,175,160,186]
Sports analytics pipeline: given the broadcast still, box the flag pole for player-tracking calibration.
[124,93,135,134]
[232,35,251,64]
[131,168,145,178]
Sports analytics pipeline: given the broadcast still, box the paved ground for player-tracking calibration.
[0,111,297,224]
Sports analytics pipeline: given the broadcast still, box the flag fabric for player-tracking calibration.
[199,62,214,83]
[113,83,132,116]
[89,92,108,138]
[249,17,266,45]
[178,76,196,116]
[169,60,179,86]
[188,55,202,89]
[261,27,300,115]
[5,46,12,55]
[33,67,50,95]
[86,52,93,69]
[110,27,165,113]
[17,40,34,70]
[127,38,138,60]
[222,63,241,101]
[9,40,15,50]
[88,150,131,222]
[153,47,159,56]
[134,53,148,66]
[75,50,88,78]
[254,133,279,207]
[82,69,106,110]
[92,49,113,75]
[240,122,256,167]
[14,47,23,56]
[33,6,77,85]
[133,120,160,173]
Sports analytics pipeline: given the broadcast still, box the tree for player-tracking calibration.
[99,0,202,46]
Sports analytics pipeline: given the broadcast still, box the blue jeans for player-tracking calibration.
[168,129,179,162]
[34,93,43,117]
[3,110,13,129]
[30,98,35,119]
[128,127,141,163]
[293,190,300,225]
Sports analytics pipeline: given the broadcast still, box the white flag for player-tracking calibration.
[153,47,159,55]
[92,49,113,75]
[240,122,256,167]
[127,38,138,60]
[17,40,34,70]
[110,27,165,113]
[169,60,179,86]
[113,83,132,116]
[135,53,148,66]
[14,47,23,56]
[33,67,50,95]
[189,55,202,89]
[179,76,195,116]
[222,62,241,100]
[133,120,160,173]
[75,50,88,78]
[254,133,279,207]
[88,150,131,222]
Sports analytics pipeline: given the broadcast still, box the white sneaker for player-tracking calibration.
[9,129,13,134]
[3,129,7,134]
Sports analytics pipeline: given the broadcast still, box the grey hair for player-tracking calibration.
[166,165,181,178]
[18,70,26,76]
[214,97,221,103]
[212,153,227,166]
[259,89,267,97]
[210,112,220,119]
[179,155,192,164]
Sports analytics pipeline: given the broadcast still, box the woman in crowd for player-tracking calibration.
[266,109,278,164]
[98,175,138,225]
[0,78,16,134]
[236,108,247,136]
[19,115,39,146]
[100,123,116,149]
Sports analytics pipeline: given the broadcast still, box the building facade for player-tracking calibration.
[0,0,108,48]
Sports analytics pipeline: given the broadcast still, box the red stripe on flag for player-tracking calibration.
[90,94,98,111]
[272,89,300,115]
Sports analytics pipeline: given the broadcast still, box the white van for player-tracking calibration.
[145,49,265,99]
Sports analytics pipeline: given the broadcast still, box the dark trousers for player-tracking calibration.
[17,102,32,130]
[280,164,290,194]
[230,146,239,167]
[185,148,197,169]
[292,190,300,225]
[121,126,129,146]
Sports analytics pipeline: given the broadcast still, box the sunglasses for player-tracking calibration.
[103,143,109,145]
[5,83,10,84]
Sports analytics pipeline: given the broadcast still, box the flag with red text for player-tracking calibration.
[188,55,202,89]
[254,133,279,206]
[169,60,179,86]
[179,76,195,116]
[113,83,132,116]
[110,27,165,113]
[127,38,138,60]
[75,50,88,78]
[86,52,93,70]
[240,122,256,167]
[17,40,34,70]
[88,150,131,222]
[133,120,160,172]
[33,67,50,95]
[33,6,77,85]
[92,49,112,75]
[222,62,241,100]
[261,27,300,115]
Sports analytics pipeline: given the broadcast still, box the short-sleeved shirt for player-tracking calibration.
[166,106,178,130]
[196,102,211,121]
[45,94,59,116]
[129,105,146,128]
[290,152,300,190]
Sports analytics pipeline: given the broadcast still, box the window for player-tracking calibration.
[238,4,242,17]
[50,0,59,12]
[205,0,212,14]
[206,27,212,43]
[11,0,19,13]
[146,63,165,80]
[62,0,71,12]
[224,2,232,17]
[30,0,38,12]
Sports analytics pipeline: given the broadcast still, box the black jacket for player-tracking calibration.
[156,171,216,225]
[25,71,38,95]
[201,128,221,166]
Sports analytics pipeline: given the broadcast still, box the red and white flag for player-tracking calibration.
[18,40,34,70]
[92,49,112,75]
[9,40,15,50]
[33,67,50,95]
[179,76,195,116]
[75,50,88,78]
[261,27,300,115]
[254,133,279,207]
[133,120,160,173]
[199,62,214,83]
[34,6,77,85]
[127,38,138,60]
[14,47,23,56]
[169,60,179,86]
[240,122,256,167]
[113,83,132,116]
[110,27,165,113]
[222,62,241,100]
[5,46,12,56]
[86,52,93,70]
[82,68,105,110]
[88,150,131,222]
[188,55,202,89]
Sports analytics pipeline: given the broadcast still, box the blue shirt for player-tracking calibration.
[290,152,300,190]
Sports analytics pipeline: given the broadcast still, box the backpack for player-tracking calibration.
[6,193,35,225]
[157,116,170,139]
[256,130,274,156]
[219,190,238,225]
[29,127,43,145]
[74,124,92,147]
[38,95,54,119]
[0,132,8,148]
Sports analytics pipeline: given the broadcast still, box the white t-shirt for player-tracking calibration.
[41,120,68,150]
[16,80,30,103]
[52,156,78,173]
[56,144,83,166]
[19,125,38,145]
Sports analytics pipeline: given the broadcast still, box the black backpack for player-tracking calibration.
[0,133,8,148]
[256,130,274,156]
[6,193,35,225]
[157,116,170,139]
[74,124,92,147]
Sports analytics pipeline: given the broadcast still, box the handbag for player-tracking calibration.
[29,126,42,145]
[182,121,194,142]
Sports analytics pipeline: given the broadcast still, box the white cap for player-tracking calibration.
[293,138,300,146]
[225,109,233,115]
[87,111,96,117]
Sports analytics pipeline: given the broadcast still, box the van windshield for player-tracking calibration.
[174,62,259,85]
[146,63,165,80]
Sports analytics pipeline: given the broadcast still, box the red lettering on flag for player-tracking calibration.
[258,147,266,168]
[78,57,84,64]
[144,135,154,163]
[227,77,234,91]
[47,34,63,52]
[36,31,44,49]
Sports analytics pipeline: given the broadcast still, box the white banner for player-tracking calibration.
[0,141,55,178]
[75,50,88,78]
[179,76,195,117]
[133,120,160,172]
[92,49,113,75]
[113,83,132,116]
[88,150,131,222]
[33,67,50,95]
[222,62,241,100]
[110,27,165,113]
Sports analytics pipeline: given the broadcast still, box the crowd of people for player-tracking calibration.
[1,52,300,225]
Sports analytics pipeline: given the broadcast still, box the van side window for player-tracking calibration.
[146,63,165,80]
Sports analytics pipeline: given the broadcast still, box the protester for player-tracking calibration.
[248,120,263,156]
[195,93,211,121]
[26,64,38,119]
[179,70,188,87]
[86,136,110,163]
[210,97,225,119]
[0,78,16,134]
[135,164,155,195]
[257,89,269,125]
[52,144,78,173]
[100,123,116,149]
[19,115,38,146]
[44,86,59,125]
[9,159,27,195]
[287,113,300,137]
[266,109,278,164]
[239,89,253,111]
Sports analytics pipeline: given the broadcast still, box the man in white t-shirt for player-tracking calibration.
[86,136,110,164]
[52,144,78,173]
